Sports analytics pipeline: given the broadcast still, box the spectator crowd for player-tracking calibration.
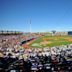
[0,34,72,72]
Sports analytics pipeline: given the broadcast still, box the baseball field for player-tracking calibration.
[28,36,72,48]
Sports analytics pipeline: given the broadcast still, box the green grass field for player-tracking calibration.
[29,36,72,48]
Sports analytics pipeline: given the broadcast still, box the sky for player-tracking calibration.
[0,0,72,32]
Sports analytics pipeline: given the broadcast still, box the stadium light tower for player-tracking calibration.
[29,19,31,38]
[30,19,31,33]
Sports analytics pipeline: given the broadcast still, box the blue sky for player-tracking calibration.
[0,0,72,32]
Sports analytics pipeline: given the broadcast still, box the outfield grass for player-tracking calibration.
[29,36,72,48]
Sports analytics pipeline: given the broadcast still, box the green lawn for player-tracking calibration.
[29,36,72,48]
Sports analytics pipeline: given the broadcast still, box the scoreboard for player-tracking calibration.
[68,31,72,35]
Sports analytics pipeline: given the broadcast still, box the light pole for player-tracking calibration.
[30,20,31,38]
[30,20,31,33]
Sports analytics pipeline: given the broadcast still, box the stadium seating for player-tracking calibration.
[0,33,72,72]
